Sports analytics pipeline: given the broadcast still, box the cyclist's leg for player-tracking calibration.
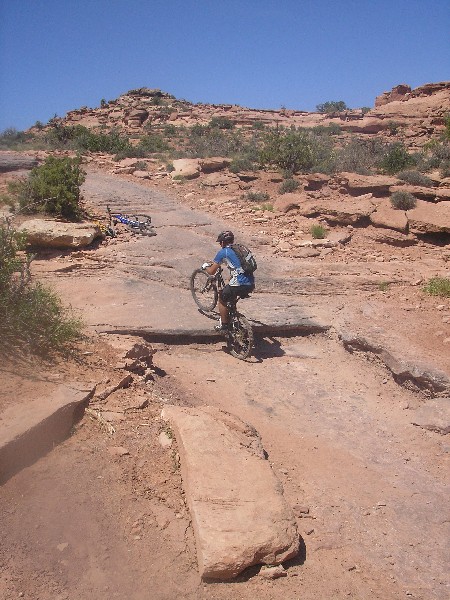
[219,285,237,325]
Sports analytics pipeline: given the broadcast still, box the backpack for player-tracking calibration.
[231,243,257,274]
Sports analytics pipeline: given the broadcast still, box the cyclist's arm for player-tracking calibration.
[205,262,220,276]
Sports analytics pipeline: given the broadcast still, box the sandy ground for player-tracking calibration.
[1,168,449,600]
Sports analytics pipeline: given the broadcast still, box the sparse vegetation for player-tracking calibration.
[259,128,316,174]
[0,128,33,149]
[335,137,385,174]
[316,101,348,114]
[244,191,270,202]
[0,221,82,356]
[279,178,300,194]
[423,277,450,298]
[397,170,434,187]
[11,156,86,220]
[209,116,234,129]
[380,143,416,174]
[310,224,327,239]
[390,190,417,211]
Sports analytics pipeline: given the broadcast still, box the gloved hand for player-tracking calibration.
[201,262,211,270]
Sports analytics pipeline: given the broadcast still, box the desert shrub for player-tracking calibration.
[312,123,341,136]
[361,107,371,115]
[229,156,255,173]
[380,143,416,174]
[209,116,234,129]
[423,277,450,298]
[14,156,85,220]
[0,128,33,149]
[397,170,434,187]
[245,191,270,202]
[252,121,266,130]
[387,121,403,135]
[310,224,327,239]
[279,178,300,194]
[335,137,385,174]
[259,128,316,174]
[138,133,170,154]
[185,124,244,158]
[390,190,417,210]
[0,221,82,355]
[316,101,348,113]
[420,140,450,176]
[444,115,450,140]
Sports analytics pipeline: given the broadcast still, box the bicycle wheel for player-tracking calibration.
[227,313,253,359]
[190,269,218,312]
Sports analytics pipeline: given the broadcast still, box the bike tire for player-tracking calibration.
[227,313,253,360]
[190,269,218,312]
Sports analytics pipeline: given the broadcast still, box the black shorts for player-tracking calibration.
[220,284,254,303]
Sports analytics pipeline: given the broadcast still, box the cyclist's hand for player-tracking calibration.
[201,262,211,270]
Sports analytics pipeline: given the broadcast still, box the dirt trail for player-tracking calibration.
[1,170,449,600]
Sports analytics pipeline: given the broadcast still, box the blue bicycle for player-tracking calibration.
[107,205,156,237]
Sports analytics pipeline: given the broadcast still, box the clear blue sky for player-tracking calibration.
[1,0,449,131]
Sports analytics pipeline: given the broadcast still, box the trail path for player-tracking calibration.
[1,170,449,600]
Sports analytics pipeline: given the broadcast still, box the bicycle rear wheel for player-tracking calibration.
[227,313,253,359]
[190,269,218,312]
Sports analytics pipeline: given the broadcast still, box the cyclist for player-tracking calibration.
[202,230,255,331]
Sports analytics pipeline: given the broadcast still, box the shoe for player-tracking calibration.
[214,323,230,332]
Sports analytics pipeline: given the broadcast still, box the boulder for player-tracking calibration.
[368,229,417,247]
[298,195,376,225]
[200,172,240,187]
[273,193,307,213]
[339,173,398,197]
[199,157,230,173]
[171,158,200,179]
[304,173,330,190]
[407,200,450,234]
[375,84,412,107]
[18,219,101,248]
[370,199,408,232]
[161,405,299,580]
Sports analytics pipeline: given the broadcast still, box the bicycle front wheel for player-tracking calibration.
[190,269,218,312]
[227,313,253,360]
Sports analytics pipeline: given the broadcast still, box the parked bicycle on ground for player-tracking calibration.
[190,265,254,359]
[106,205,156,237]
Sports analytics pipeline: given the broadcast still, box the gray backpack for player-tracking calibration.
[231,244,257,274]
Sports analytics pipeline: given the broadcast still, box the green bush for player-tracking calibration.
[316,101,348,113]
[310,224,327,239]
[245,191,270,202]
[335,138,385,174]
[209,116,234,129]
[0,222,82,356]
[14,156,86,220]
[380,143,416,174]
[0,128,33,149]
[397,170,434,187]
[423,277,450,298]
[138,133,170,154]
[229,156,255,173]
[259,128,316,174]
[390,190,417,210]
[279,178,300,194]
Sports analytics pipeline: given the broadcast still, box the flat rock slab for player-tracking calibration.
[0,383,94,483]
[411,398,450,435]
[161,405,299,579]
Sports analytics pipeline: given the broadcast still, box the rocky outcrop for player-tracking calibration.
[18,219,101,248]
[370,199,408,232]
[170,158,200,179]
[0,151,38,172]
[375,84,412,107]
[406,200,450,235]
[338,173,398,197]
[161,405,299,580]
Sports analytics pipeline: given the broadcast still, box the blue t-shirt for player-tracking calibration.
[213,246,254,287]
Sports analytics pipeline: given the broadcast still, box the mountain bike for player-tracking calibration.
[107,205,156,237]
[190,266,254,360]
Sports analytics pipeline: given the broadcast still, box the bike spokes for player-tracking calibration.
[190,269,218,312]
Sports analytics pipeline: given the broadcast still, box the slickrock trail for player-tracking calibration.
[1,170,449,600]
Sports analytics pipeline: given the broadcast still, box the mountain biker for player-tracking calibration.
[202,230,255,331]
